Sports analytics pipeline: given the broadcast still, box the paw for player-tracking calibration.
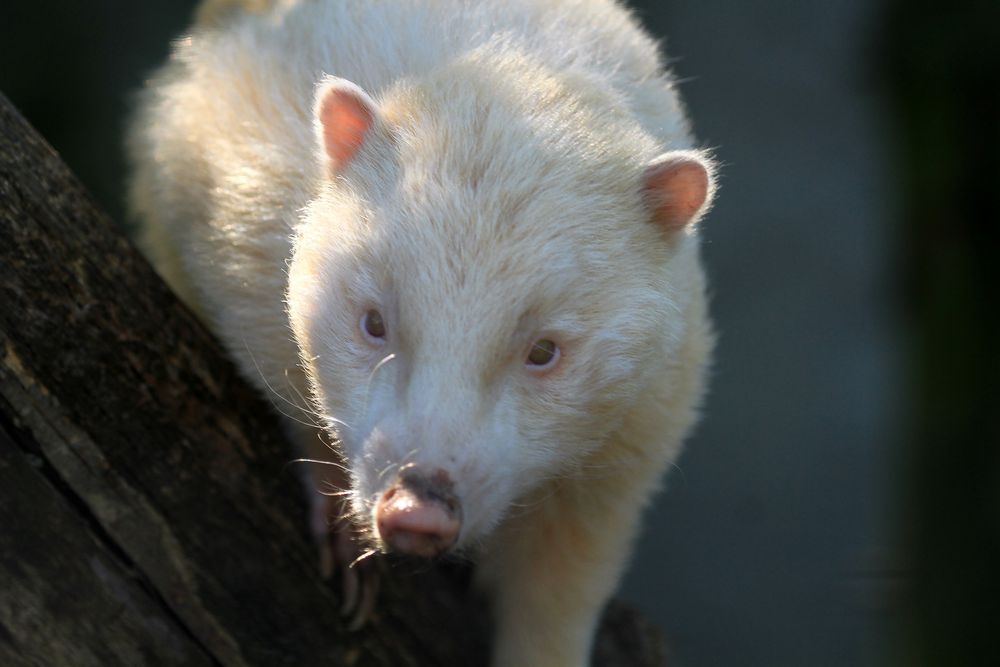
[310,493,380,631]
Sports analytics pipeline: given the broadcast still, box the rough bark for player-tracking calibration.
[0,91,667,667]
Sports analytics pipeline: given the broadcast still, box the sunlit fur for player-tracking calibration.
[128,2,715,666]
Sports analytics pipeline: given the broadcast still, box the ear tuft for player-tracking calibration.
[314,76,378,172]
[641,151,716,231]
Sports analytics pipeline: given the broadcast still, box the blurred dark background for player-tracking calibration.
[2,1,997,665]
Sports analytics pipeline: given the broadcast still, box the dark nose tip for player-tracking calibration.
[375,465,461,557]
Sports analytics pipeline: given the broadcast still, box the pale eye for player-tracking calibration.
[526,339,559,368]
[362,309,386,340]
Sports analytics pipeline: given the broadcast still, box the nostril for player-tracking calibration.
[399,463,450,484]
[428,467,452,490]
[397,465,456,501]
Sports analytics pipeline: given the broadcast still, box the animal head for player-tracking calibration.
[288,60,714,555]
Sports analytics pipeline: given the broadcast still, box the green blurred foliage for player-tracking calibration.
[884,0,1000,663]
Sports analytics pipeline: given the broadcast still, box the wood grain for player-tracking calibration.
[0,90,664,667]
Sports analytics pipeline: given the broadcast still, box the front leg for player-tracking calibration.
[285,420,378,629]
[478,452,665,667]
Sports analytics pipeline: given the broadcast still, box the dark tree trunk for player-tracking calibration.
[0,91,666,667]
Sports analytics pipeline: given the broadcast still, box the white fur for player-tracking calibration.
[128,2,715,665]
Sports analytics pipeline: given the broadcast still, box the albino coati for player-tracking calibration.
[128,1,717,665]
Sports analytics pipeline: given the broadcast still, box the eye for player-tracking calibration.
[361,309,386,341]
[526,339,559,368]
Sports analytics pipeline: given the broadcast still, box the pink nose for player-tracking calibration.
[375,466,461,557]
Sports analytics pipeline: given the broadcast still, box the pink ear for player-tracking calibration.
[641,151,715,231]
[314,77,377,171]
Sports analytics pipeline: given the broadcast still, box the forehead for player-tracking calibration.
[385,208,564,331]
[360,72,668,343]
[368,171,662,350]
[380,126,649,282]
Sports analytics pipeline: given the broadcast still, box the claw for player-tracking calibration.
[347,568,379,632]
[340,555,360,616]
[318,541,335,580]
[309,491,380,629]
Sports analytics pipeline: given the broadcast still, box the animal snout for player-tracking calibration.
[375,464,462,558]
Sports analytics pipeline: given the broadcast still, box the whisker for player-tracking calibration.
[285,457,351,474]
[370,352,396,381]
[361,352,395,420]
[307,427,343,455]
[327,417,352,429]
[272,404,325,430]
[376,446,422,482]
[281,370,353,441]
[241,338,323,427]
[400,446,421,466]
[377,460,400,482]
[349,548,379,569]
[318,488,354,497]
[282,368,329,421]
[665,460,687,485]
[320,477,348,490]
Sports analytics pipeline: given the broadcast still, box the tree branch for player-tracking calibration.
[0,91,665,667]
